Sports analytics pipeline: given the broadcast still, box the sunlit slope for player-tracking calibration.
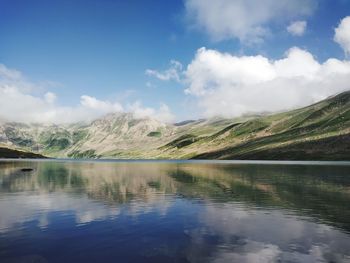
[181,91,350,160]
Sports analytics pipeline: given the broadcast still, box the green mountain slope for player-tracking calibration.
[185,91,350,160]
[0,91,349,160]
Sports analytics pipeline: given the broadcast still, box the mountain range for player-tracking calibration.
[0,91,349,160]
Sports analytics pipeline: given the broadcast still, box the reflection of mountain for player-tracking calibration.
[1,161,350,234]
[168,164,350,232]
[0,162,177,205]
[0,162,86,193]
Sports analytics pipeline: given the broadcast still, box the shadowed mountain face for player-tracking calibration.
[0,91,350,160]
[0,147,45,159]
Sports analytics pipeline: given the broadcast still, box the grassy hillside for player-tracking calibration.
[193,134,350,160]
[161,91,350,160]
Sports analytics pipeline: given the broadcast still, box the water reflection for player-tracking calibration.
[0,160,350,262]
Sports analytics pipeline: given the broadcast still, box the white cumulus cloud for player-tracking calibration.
[184,47,350,118]
[44,92,57,104]
[184,0,316,43]
[0,85,125,123]
[80,95,123,112]
[127,101,175,123]
[287,20,307,36]
[0,64,174,123]
[334,16,350,56]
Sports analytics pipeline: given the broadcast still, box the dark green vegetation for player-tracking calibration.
[147,131,162,137]
[161,134,199,149]
[67,150,99,159]
[194,134,350,160]
[0,147,46,159]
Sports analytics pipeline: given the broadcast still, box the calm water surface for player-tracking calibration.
[0,160,350,263]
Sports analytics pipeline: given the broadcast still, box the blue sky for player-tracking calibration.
[0,0,350,123]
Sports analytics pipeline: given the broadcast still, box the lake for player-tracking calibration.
[0,160,350,263]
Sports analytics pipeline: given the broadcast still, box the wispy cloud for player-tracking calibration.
[127,101,175,122]
[184,0,316,43]
[287,20,307,36]
[146,60,183,82]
